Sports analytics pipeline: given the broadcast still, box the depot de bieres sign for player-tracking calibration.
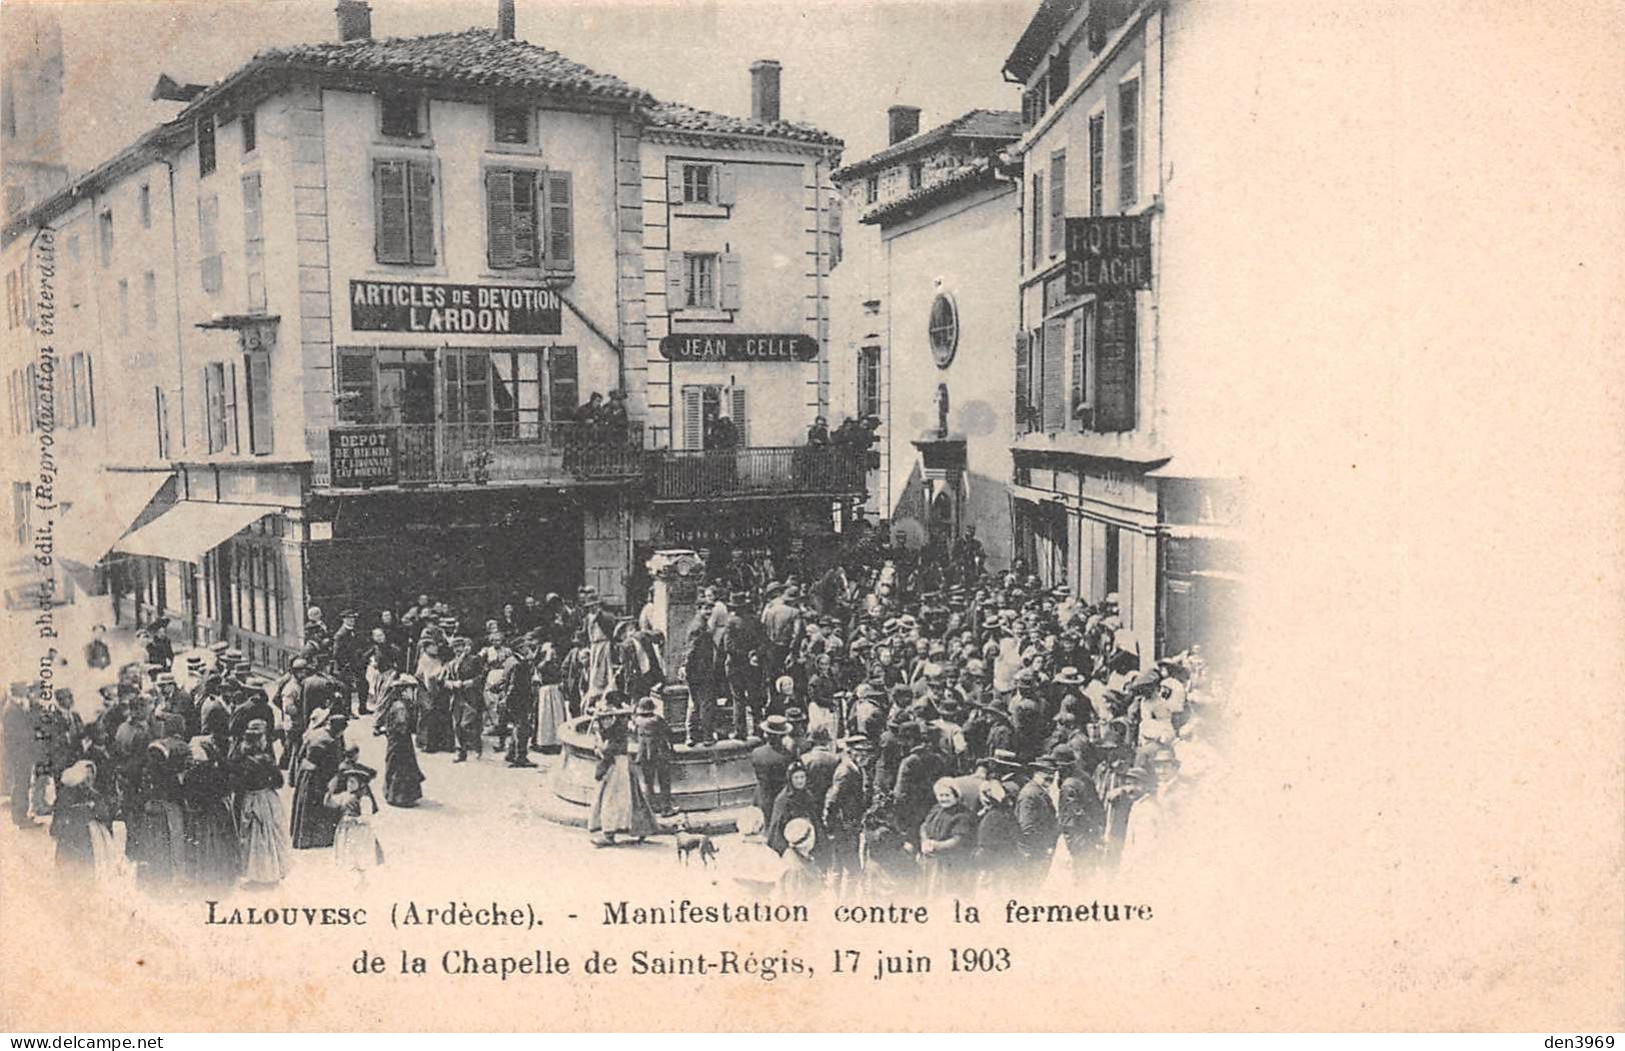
[350,280,562,335]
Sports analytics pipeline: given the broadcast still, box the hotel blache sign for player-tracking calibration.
[350,280,563,335]
[658,334,819,363]
[1065,215,1153,296]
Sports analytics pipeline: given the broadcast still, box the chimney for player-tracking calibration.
[497,0,516,39]
[335,0,371,42]
[750,59,781,123]
[888,105,921,145]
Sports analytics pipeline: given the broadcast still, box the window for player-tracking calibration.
[143,271,157,327]
[241,110,256,154]
[154,387,170,459]
[243,349,274,454]
[486,168,572,271]
[204,360,239,454]
[865,175,878,205]
[684,253,718,309]
[374,158,436,265]
[228,539,283,639]
[682,163,714,205]
[681,385,748,450]
[1049,150,1066,256]
[118,279,129,335]
[1071,303,1094,427]
[857,345,882,418]
[139,183,152,227]
[1118,78,1140,209]
[1049,44,1071,104]
[98,209,113,267]
[379,93,423,139]
[1093,296,1136,431]
[68,353,94,428]
[197,116,216,177]
[198,194,222,293]
[486,166,540,268]
[908,162,924,191]
[1042,315,1067,431]
[1030,172,1044,268]
[1088,113,1105,216]
[492,104,530,145]
[1104,524,1121,595]
[242,174,265,311]
[1022,75,1050,127]
[439,345,576,437]
[928,293,959,369]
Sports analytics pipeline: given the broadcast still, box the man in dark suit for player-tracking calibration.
[1016,757,1060,888]
[1053,745,1106,884]
[749,715,794,825]
[330,609,365,717]
[823,733,871,892]
[891,721,945,849]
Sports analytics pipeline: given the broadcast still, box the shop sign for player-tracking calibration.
[1065,215,1153,295]
[350,280,562,335]
[328,427,398,487]
[657,333,819,363]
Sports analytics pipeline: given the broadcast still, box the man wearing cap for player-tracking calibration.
[329,610,365,718]
[892,720,946,851]
[503,636,539,768]
[1015,757,1060,888]
[443,636,486,762]
[631,694,675,815]
[1053,745,1106,882]
[824,733,871,893]
[718,592,767,740]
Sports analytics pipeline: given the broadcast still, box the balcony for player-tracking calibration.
[311,421,645,489]
[647,445,867,501]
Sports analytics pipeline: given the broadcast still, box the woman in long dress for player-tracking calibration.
[373,675,425,808]
[290,710,346,849]
[587,701,658,846]
[181,700,241,890]
[534,643,569,752]
[50,760,118,882]
[326,762,383,884]
[918,778,979,897]
[230,719,291,887]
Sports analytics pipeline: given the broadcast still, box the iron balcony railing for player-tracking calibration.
[647,445,867,500]
[310,421,645,488]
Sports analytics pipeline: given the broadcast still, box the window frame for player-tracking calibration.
[907,162,924,191]
[98,209,114,268]
[682,163,715,206]
[373,156,439,267]
[241,109,257,154]
[865,175,878,205]
[1118,73,1141,210]
[1030,171,1044,269]
[139,183,152,228]
[1087,106,1106,217]
[379,91,427,141]
[484,165,543,271]
[927,292,959,369]
[1049,149,1067,258]
[857,345,882,419]
[684,252,720,310]
[197,115,217,177]
[490,103,535,149]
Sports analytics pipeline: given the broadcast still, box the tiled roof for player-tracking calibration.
[832,109,1024,181]
[254,28,650,102]
[859,156,1014,226]
[642,100,842,148]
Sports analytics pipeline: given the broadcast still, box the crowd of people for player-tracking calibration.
[1,523,1226,899]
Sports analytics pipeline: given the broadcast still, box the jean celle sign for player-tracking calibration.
[350,280,563,335]
[658,334,819,363]
[1065,215,1153,295]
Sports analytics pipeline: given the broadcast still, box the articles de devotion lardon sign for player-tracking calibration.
[350,280,564,335]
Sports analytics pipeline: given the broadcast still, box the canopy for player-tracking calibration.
[112,501,271,564]
[54,471,174,568]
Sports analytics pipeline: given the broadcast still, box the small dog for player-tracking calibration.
[673,813,719,867]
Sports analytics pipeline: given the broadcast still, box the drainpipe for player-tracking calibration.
[162,157,188,452]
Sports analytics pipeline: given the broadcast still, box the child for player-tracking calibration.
[325,751,383,885]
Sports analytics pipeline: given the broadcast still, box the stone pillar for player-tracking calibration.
[645,548,705,683]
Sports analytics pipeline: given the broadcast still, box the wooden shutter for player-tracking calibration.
[203,364,220,452]
[1050,152,1066,254]
[407,161,436,264]
[227,360,240,453]
[1094,296,1137,432]
[548,346,578,422]
[730,386,748,446]
[716,165,737,206]
[666,253,686,306]
[245,350,274,454]
[374,160,409,264]
[486,169,516,269]
[668,162,686,205]
[544,171,573,270]
[1014,330,1030,429]
[336,348,378,424]
[1042,316,1067,431]
[720,252,743,310]
[681,387,703,450]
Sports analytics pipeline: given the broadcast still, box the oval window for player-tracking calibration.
[928,292,959,369]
